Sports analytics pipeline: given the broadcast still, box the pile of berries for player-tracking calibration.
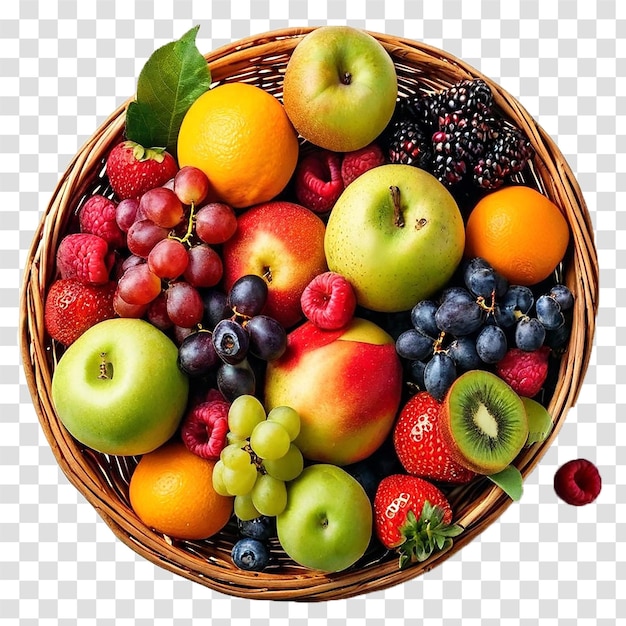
[231,516,275,572]
[382,78,535,190]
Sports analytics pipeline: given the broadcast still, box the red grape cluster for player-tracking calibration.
[112,166,238,331]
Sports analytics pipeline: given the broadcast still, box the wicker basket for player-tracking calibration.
[20,28,598,601]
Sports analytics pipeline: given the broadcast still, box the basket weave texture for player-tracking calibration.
[20,28,599,601]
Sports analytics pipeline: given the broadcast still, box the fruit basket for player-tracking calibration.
[20,27,598,601]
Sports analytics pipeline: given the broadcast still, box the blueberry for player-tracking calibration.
[237,516,275,541]
[231,538,270,571]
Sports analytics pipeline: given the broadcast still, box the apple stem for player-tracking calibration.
[98,352,111,379]
[340,71,352,85]
[390,186,405,228]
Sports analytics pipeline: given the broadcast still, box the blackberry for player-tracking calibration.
[431,111,492,186]
[409,79,494,128]
[384,116,432,168]
[403,93,441,130]
[432,152,467,186]
[473,123,534,190]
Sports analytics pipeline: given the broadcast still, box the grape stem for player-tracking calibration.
[476,290,497,315]
[243,442,267,474]
[432,331,447,354]
[169,201,196,246]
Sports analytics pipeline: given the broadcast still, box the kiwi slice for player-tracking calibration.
[521,397,553,446]
[440,370,528,475]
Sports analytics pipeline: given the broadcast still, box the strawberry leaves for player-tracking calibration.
[125,26,211,157]
[397,502,463,569]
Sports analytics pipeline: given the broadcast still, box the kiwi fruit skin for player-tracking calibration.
[440,370,529,475]
[522,397,553,446]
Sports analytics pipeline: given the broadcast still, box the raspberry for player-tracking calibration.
[79,194,126,250]
[341,142,385,186]
[554,459,601,506]
[56,233,115,285]
[181,399,231,460]
[495,346,550,397]
[293,150,344,213]
[300,271,357,330]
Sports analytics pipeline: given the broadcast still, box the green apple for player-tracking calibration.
[283,25,397,152]
[325,164,465,312]
[276,464,372,572]
[51,318,189,456]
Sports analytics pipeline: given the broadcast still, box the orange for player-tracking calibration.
[177,82,300,209]
[129,441,233,540]
[464,185,570,286]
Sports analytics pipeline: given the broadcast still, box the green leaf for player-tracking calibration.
[125,26,211,157]
[396,501,464,569]
[487,465,524,501]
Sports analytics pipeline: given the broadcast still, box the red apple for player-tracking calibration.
[264,317,403,465]
[221,201,328,329]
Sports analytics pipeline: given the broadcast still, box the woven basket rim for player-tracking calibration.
[19,27,599,601]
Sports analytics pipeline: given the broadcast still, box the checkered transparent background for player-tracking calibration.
[3,1,625,624]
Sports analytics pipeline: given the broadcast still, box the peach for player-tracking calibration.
[264,317,403,465]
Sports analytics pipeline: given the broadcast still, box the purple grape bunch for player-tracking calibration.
[177,274,288,401]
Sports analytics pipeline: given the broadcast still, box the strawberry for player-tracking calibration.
[44,278,117,345]
[374,474,462,568]
[393,392,476,484]
[106,141,178,200]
